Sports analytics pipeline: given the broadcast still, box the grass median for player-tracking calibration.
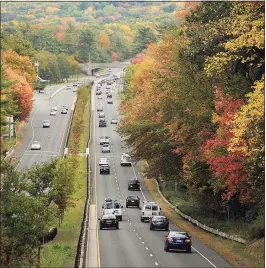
[40,83,91,267]
[142,162,264,268]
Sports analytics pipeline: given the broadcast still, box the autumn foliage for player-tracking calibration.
[2,50,36,121]
[119,2,264,229]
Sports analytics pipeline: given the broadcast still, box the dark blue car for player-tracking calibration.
[164,231,192,253]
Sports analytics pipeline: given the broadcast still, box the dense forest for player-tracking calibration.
[119,2,265,238]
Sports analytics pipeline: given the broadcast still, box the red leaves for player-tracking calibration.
[131,53,146,64]
[111,51,118,61]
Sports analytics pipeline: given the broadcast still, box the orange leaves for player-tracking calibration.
[56,32,64,41]
[111,51,118,61]
[2,50,35,121]
[46,6,59,14]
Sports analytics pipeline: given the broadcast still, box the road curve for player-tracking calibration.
[89,69,232,268]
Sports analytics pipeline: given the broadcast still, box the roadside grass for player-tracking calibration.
[40,83,91,266]
[40,156,87,267]
[142,163,264,268]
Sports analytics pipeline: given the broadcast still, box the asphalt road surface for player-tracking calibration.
[13,82,80,170]
[89,69,232,268]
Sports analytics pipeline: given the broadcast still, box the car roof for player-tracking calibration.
[127,195,139,199]
[152,215,167,220]
[102,214,116,219]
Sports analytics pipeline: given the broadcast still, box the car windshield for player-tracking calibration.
[145,205,151,211]
[129,196,138,200]
[33,141,39,144]
[103,144,109,147]
[152,205,159,211]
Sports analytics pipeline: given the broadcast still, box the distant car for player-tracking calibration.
[150,216,169,231]
[51,106,58,111]
[102,144,110,153]
[66,85,72,90]
[107,81,112,85]
[99,157,108,166]
[62,105,68,111]
[99,214,119,230]
[50,110,57,116]
[106,85,111,89]
[141,201,161,222]
[105,197,113,203]
[99,119,107,127]
[108,68,112,73]
[77,81,82,85]
[107,93,112,98]
[98,112,105,118]
[121,154,132,166]
[73,88,78,92]
[98,95,103,99]
[126,195,140,208]
[73,83,78,87]
[96,74,100,78]
[164,231,192,253]
[96,90,102,95]
[107,99,113,104]
[111,119,118,124]
[39,89,45,93]
[31,141,41,150]
[128,179,140,191]
[100,164,110,174]
[43,120,50,128]
[97,107,103,112]
[61,108,67,114]
[100,136,110,145]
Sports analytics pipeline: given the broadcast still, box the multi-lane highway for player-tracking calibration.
[89,70,232,268]
[13,82,80,170]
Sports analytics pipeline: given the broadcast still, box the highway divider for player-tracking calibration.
[145,161,247,244]
[74,82,94,268]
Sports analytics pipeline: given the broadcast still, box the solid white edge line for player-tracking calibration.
[192,246,217,268]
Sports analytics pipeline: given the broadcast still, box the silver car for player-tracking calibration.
[31,141,41,150]
[111,119,118,124]
[43,120,50,128]
[61,108,68,114]
[50,110,57,116]
[102,144,110,153]
[98,112,105,118]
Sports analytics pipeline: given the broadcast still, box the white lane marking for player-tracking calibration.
[146,247,149,250]
[129,223,131,225]
[139,237,141,240]
[142,242,145,244]
[134,230,135,231]
[136,233,138,235]
[155,262,158,266]
[16,108,40,169]
[192,247,217,268]
[150,254,153,257]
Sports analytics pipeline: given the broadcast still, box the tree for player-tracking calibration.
[111,51,118,61]
[77,28,95,62]
[97,32,110,51]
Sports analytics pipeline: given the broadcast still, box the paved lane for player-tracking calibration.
[13,83,79,170]
[91,69,232,268]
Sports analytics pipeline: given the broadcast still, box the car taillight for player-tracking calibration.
[167,238,173,242]
[185,239,191,243]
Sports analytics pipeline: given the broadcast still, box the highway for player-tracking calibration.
[13,82,81,170]
[89,69,232,268]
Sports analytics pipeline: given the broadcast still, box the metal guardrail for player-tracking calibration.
[74,82,93,268]
[145,161,247,244]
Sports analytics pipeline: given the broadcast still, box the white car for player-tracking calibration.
[100,136,110,145]
[120,154,132,166]
[99,158,109,166]
[102,201,123,221]
[106,85,111,90]
[31,141,41,150]
[98,112,105,118]
[62,105,68,111]
[98,95,102,99]
[77,81,82,85]
[61,108,68,114]
[73,83,78,87]
[102,144,110,153]
[50,110,57,116]
[140,201,161,222]
[96,85,101,90]
[97,107,103,112]
[66,85,71,90]
[111,119,118,124]
[107,99,113,104]
[43,120,50,128]
[51,106,58,111]
[96,74,100,78]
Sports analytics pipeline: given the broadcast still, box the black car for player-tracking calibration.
[99,119,107,127]
[99,214,119,230]
[164,231,192,253]
[107,93,112,98]
[96,91,102,95]
[150,216,169,231]
[128,179,140,191]
[100,164,110,174]
[126,195,140,208]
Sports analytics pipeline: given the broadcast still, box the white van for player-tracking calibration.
[140,201,161,222]
[102,201,123,221]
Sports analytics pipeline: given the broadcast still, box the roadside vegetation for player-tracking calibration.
[68,83,91,154]
[118,2,264,266]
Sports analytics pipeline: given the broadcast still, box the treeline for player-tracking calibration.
[119,2,264,238]
[1,156,78,266]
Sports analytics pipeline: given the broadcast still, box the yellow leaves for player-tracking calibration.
[229,76,264,157]
[46,6,59,14]
[87,6,93,13]
[97,32,110,51]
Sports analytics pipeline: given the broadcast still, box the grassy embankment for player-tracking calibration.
[142,162,264,268]
[40,83,91,267]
